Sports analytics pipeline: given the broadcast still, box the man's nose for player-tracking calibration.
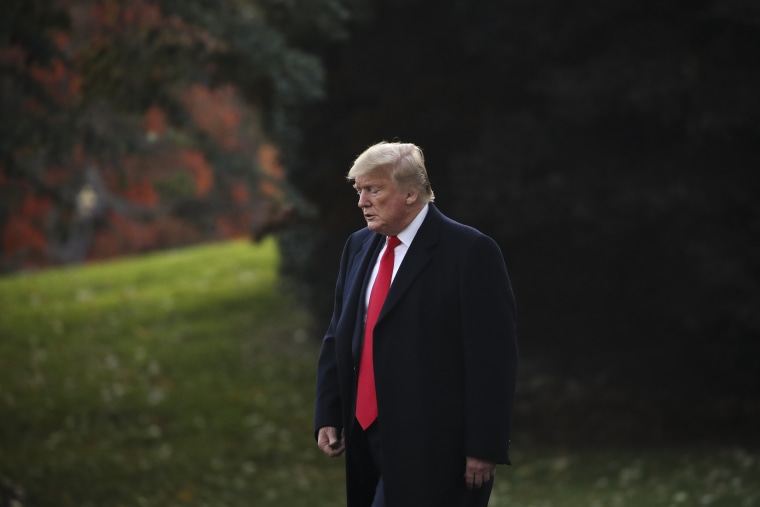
[357,191,369,207]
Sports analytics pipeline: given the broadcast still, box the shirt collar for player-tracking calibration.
[395,203,429,247]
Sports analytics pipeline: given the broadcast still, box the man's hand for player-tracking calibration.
[464,456,496,490]
[317,426,345,457]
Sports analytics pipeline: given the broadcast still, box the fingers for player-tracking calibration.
[464,457,495,490]
[465,471,491,490]
[465,471,492,490]
[317,426,345,457]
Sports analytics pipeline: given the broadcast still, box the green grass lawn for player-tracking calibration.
[1,239,757,507]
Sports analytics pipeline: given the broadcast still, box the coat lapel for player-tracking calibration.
[378,204,442,322]
[350,232,385,361]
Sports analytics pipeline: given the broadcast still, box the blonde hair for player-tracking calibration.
[347,141,435,203]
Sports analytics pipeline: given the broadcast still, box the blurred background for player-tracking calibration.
[1,0,759,505]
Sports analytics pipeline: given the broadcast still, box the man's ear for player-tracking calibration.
[406,187,420,205]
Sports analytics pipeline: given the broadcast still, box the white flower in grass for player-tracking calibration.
[147,424,162,438]
[672,491,688,503]
[147,387,165,405]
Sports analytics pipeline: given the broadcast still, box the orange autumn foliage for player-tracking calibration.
[2,188,52,261]
[180,84,243,150]
[121,148,214,199]
[21,193,53,216]
[3,217,47,255]
[90,0,160,31]
[214,213,252,239]
[257,143,285,179]
[45,166,73,186]
[178,150,214,197]
[1,1,296,271]
[89,212,201,260]
[143,106,168,137]
[259,180,283,199]
[29,58,81,108]
[121,176,159,207]
[230,182,249,204]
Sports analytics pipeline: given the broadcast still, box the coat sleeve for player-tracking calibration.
[313,238,352,438]
[459,234,518,464]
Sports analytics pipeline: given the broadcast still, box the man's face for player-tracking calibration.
[353,169,413,236]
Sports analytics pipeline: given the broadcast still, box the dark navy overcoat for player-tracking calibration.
[315,204,518,506]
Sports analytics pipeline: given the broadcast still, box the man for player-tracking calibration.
[314,141,518,507]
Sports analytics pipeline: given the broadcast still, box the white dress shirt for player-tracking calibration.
[365,204,429,308]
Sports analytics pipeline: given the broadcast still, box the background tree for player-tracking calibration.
[283,0,760,443]
[0,0,361,271]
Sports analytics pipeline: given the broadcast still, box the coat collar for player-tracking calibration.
[377,203,443,323]
[349,204,444,361]
[349,203,445,361]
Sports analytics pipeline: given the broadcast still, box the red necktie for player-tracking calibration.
[356,235,401,430]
